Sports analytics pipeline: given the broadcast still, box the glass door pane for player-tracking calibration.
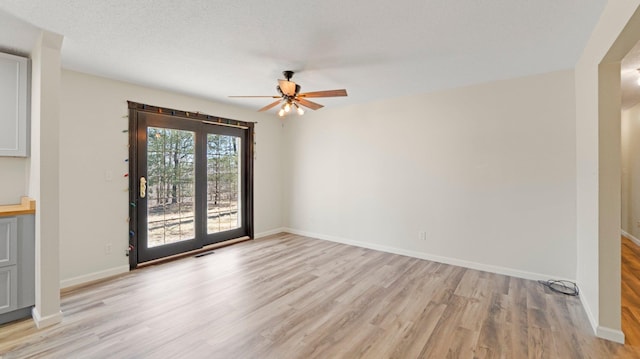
[206,134,241,234]
[146,127,196,247]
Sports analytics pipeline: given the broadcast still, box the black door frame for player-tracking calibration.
[127,102,254,268]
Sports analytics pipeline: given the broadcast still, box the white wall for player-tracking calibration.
[0,157,28,204]
[59,70,283,285]
[622,103,640,239]
[283,70,577,280]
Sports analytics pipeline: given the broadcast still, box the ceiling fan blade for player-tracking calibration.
[298,89,348,98]
[229,95,280,98]
[278,79,297,96]
[295,98,324,110]
[258,99,282,112]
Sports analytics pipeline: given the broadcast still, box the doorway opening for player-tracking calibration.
[620,55,640,344]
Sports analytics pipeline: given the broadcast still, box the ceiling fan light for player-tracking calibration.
[297,107,304,115]
[284,102,291,112]
[278,108,285,117]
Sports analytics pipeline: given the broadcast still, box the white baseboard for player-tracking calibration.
[60,265,130,289]
[621,229,640,247]
[597,326,625,344]
[578,291,599,339]
[282,228,568,282]
[32,307,62,329]
[255,227,286,239]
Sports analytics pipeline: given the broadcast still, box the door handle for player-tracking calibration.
[140,177,147,199]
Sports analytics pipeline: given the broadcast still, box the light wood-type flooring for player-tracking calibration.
[1,233,639,358]
[623,236,640,347]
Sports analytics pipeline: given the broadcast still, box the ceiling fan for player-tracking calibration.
[229,70,348,117]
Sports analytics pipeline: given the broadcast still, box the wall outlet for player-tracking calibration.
[105,242,112,254]
[419,231,427,241]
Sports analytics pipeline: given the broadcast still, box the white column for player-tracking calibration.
[29,30,63,328]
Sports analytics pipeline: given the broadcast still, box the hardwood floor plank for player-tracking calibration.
[528,326,555,359]
[418,294,472,358]
[0,233,638,358]
[476,293,512,358]
[387,301,448,359]
[506,277,530,358]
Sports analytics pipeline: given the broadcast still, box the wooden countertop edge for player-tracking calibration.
[0,197,36,217]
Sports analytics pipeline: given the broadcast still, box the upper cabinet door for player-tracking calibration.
[0,52,29,157]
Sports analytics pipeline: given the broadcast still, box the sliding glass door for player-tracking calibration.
[129,103,253,265]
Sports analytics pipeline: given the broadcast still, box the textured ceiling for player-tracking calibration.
[0,0,623,113]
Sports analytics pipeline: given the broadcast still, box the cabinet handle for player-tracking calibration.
[140,177,147,199]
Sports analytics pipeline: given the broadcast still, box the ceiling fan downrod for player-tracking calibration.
[283,70,294,81]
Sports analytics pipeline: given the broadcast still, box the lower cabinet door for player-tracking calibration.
[0,265,17,314]
[0,217,18,267]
